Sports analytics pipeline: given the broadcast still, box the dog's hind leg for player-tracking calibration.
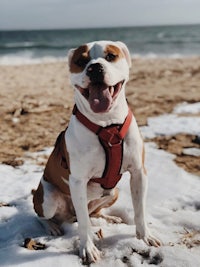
[33,177,66,236]
[88,187,122,223]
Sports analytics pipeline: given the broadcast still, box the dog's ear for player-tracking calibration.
[67,48,75,67]
[116,41,132,68]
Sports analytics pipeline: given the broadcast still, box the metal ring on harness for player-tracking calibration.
[108,140,122,147]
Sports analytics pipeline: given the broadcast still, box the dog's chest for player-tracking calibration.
[65,119,105,179]
[65,116,136,180]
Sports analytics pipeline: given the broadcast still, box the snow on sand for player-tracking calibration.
[0,103,200,267]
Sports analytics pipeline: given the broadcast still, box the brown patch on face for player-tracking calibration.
[69,45,90,73]
[105,44,123,62]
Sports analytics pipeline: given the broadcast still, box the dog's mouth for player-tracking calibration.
[75,80,125,113]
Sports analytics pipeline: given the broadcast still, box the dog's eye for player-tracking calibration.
[105,53,117,62]
[75,57,89,67]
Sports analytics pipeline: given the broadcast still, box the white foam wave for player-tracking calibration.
[3,41,35,48]
[131,52,198,59]
[0,51,198,66]
[0,53,66,66]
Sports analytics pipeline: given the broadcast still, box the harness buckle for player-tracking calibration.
[107,132,123,147]
[108,139,122,147]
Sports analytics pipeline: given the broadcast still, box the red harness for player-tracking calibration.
[73,105,133,189]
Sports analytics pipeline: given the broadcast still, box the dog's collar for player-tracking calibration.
[72,105,132,143]
[72,105,133,189]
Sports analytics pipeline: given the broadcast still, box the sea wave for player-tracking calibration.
[1,39,199,51]
[0,52,198,66]
[131,52,196,59]
[0,42,70,50]
[0,54,66,66]
[1,25,200,62]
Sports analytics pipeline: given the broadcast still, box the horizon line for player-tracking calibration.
[0,22,200,32]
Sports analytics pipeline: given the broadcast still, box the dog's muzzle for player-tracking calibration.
[86,63,104,83]
[76,80,125,113]
[75,62,124,113]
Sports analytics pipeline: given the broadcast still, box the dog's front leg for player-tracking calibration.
[69,175,101,263]
[130,168,161,247]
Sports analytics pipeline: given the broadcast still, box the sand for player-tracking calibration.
[0,57,200,175]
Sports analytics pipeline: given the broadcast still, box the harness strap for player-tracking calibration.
[73,105,102,134]
[73,105,133,189]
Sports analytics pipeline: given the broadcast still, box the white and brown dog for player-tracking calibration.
[33,40,160,263]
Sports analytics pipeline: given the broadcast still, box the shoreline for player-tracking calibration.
[1,54,200,66]
[0,57,200,175]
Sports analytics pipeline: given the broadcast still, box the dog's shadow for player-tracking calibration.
[0,208,81,266]
[0,195,74,266]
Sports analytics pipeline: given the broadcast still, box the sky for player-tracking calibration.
[0,0,200,30]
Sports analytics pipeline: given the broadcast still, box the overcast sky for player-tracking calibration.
[0,0,200,30]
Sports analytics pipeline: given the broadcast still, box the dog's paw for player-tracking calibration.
[80,239,101,264]
[136,230,161,247]
[41,219,64,236]
[142,234,161,247]
[99,214,123,224]
[105,215,123,224]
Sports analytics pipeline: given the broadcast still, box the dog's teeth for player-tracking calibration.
[110,87,114,97]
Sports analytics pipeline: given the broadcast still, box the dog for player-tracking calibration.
[33,40,160,263]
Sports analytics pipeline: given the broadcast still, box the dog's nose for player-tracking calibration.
[86,63,104,83]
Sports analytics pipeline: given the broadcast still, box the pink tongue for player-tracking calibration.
[88,84,112,113]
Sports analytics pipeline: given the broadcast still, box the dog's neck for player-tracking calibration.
[74,89,129,127]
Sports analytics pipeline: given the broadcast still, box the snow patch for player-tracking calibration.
[0,102,200,266]
[141,102,200,138]
[174,102,200,114]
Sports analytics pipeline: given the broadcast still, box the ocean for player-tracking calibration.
[0,24,200,64]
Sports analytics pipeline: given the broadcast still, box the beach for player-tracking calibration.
[0,57,200,175]
[0,57,200,266]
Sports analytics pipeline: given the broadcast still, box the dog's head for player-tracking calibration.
[68,41,131,113]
